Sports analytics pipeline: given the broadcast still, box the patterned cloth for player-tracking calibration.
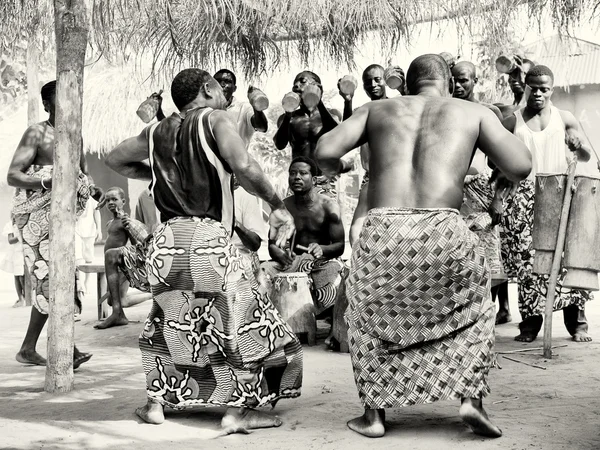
[139,216,302,409]
[260,253,345,314]
[12,165,90,314]
[347,207,494,409]
[500,179,592,319]
[361,170,369,188]
[461,172,506,282]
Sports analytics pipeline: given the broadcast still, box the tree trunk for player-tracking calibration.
[45,0,88,393]
[24,40,40,307]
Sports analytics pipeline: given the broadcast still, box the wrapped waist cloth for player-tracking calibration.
[347,207,495,408]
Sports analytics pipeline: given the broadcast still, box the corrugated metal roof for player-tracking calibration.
[523,35,600,87]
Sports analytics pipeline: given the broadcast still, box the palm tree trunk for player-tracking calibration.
[45,0,88,393]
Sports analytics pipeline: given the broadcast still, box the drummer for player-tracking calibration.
[501,64,593,343]
[261,157,346,336]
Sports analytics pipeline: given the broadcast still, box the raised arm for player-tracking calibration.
[105,127,152,180]
[560,110,592,163]
[250,109,268,133]
[315,105,369,177]
[477,107,531,182]
[274,113,292,150]
[322,199,345,259]
[7,126,48,190]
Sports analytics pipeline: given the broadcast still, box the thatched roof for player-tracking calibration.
[1,0,596,76]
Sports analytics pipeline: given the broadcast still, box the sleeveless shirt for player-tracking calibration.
[147,107,234,233]
[513,106,568,179]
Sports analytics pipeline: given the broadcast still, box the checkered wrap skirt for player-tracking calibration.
[346,207,495,409]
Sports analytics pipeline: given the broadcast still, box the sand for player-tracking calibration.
[1,271,599,450]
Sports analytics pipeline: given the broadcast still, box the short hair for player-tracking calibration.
[452,61,477,78]
[214,69,237,86]
[41,80,56,103]
[406,54,451,93]
[362,64,384,78]
[171,68,214,110]
[296,71,321,84]
[290,156,318,176]
[106,187,126,200]
[525,64,554,84]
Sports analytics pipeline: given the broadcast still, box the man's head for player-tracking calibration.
[171,69,226,111]
[213,69,237,104]
[41,80,56,115]
[362,64,387,100]
[292,71,322,95]
[406,54,452,96]
[288,157,318,194]
[524,65,554,111]
[451,61,477,100]
[105,187,126,214]
[508,58,535,95]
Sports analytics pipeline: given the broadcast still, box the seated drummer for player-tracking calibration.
[261,157,346,321]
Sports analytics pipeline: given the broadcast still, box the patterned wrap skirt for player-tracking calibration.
[500,179,592,318]
[346,207,495,409]
[139,216,303,409]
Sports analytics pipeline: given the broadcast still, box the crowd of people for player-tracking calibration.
[5,50,595,439]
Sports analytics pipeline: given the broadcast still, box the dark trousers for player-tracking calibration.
[519,304,588,337]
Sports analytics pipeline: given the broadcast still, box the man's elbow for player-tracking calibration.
[6,170,17,187]
[508,160,532,183]
[104,152,119,172]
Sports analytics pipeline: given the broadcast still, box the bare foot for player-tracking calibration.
[495,310,512,325]
[347,409,385,438]
[514,332,537,342]
[135,400,165,424]
[459,398,502,438]
[94,312,129,329]
[73,352,93,370]
[12,299,25,308]
[573,331,592,342]
[221,407,282,434]
[16,350,46,366]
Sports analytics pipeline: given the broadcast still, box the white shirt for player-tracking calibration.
[227,96,255,149]
[231,187,268,256]
[76,198,98,238]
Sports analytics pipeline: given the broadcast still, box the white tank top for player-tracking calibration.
[514,106,569,179]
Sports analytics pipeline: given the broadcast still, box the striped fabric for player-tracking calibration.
[347,207,495,408]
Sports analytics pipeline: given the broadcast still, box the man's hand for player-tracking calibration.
[120,214,132,229]
[271,246,294,269]
[337,78,354,102]
[95,230,103,243]
[565,132,583,154]
[268,207,295,248]
[307,243,324,259]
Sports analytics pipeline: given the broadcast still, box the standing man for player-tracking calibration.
[8,80,92,369]
[502,65,593,343]
[274,71,351,196]
[214,69,268,149]
[316,54,532,439]
[495,56,535,119]
[452,61,511,323]
[106,68,302,431]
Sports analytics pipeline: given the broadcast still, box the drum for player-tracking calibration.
[339,75,357,96]
[563,176,600,291]
[270,273,316,345]
[532,173,567,275]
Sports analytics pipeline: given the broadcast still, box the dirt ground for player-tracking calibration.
[1,268,600,450]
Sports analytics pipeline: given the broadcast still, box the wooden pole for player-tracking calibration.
[45,0,89,393]
[542,157,578,359]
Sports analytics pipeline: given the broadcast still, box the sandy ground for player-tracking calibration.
[1,265,600,450]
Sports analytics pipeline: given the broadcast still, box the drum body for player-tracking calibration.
[270,272,316,345]
[564,176,600,291]
[532,173,566,274]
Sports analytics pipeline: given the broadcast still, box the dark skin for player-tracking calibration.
[502,74,592,343]
[8,87,91,367]
[269,162,345,268]
[495,57,534,119]
[274,72,351,174]
[214,72,268,132]
[233,182,262,252]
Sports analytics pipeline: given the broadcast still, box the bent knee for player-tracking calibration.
[105,248,123,265]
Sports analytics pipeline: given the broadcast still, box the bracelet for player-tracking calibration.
[41,178,48,190]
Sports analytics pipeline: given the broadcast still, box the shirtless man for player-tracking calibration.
[274,71,351,194]
[262,157,345,327]
[8,80,92,368]
[495,56,535,119]
[316,54,531,439]
[452,61,512,324]
[502,64,592,343]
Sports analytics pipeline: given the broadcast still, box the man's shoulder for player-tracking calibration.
[318,193,341,212]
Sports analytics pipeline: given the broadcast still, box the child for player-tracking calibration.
[94,187,149,329]
[1,221,26,307]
